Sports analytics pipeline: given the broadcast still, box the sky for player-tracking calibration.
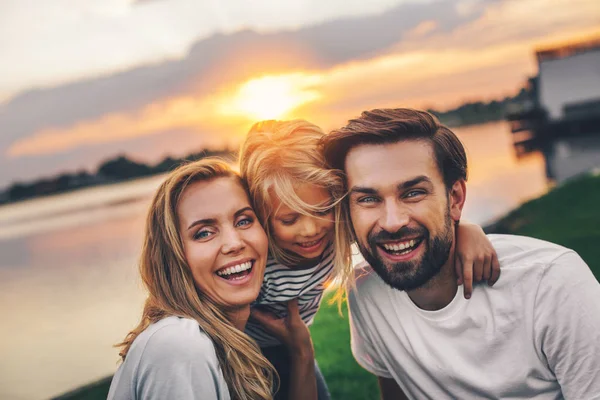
[0,0,598,188]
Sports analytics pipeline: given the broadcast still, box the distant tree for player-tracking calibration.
[97,156,152,180]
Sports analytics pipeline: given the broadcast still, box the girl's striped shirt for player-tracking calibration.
[245,242,335,347]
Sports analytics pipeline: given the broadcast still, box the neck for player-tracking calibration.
[227,306,251,331]
[406,245,458,311]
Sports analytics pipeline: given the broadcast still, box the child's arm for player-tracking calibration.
[251,299,317,400]
[455,222,500,299]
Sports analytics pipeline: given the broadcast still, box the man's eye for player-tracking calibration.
[358,196,378,204]
[405,190,426,199]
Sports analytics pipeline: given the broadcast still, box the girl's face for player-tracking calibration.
[270,183,335,260]
[177,177,268,310]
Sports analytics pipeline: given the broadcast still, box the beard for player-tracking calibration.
[357,211,454,292]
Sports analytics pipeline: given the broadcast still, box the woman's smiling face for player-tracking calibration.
[270,183,335,260]
[177,176,268,310]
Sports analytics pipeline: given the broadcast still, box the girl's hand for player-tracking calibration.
[251,300,317,400]
[250,299,314,358]
[455,222,500,299]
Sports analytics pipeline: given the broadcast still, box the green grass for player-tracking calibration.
[486,173,600,279]
[54,173,600,399]
[310,294,379,399]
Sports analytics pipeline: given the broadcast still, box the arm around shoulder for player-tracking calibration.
[534,251,600,398]
[135,321,227,400]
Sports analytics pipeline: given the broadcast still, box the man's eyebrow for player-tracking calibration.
[187,206,253,230]
[398,175,432,190]
[349,186,378,195]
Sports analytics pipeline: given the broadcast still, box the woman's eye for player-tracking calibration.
[236,217,253,228]
[194,229,214,240]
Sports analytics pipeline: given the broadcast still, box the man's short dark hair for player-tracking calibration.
[321,108,468,189]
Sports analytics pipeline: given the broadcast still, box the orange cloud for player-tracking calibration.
[7,0,598,158]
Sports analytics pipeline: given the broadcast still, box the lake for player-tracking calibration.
[0,121,579,400]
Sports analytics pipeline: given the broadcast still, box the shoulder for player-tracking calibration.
[488,234,595,293]
[488,234,578,280]
[488,234,573,266]
[133,316,218,366]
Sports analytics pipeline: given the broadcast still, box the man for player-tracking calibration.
[321,108,600,399]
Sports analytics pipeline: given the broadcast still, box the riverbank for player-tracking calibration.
[53,172,599,400]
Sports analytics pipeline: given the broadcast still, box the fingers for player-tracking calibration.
[473,256,484,283]
[461,257,473,299]
[287,298,300,316]
[455,255,464,286]
[482,255,492,281]
[488,253,501,286]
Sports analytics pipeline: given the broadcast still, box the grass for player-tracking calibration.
[486,173,600,279]
[54,173,600,399]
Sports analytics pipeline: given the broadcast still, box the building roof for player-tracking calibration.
[536,36,600,63]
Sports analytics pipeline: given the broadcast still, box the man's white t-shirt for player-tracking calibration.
[349,234,600,399]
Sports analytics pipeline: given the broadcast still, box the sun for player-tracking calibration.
[221,73,321,120]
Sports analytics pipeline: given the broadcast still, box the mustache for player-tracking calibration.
[368,226,427,243]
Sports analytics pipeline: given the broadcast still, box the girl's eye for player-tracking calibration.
[315,207,334,217]
[236,216,254,228]
[194,229,214,240]
[280,217,298,226]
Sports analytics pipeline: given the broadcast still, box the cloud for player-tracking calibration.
[0,0,598,187]
[0,0,481,146]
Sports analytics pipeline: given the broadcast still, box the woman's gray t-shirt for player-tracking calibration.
[107,316,230,400]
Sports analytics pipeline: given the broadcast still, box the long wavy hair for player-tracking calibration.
[116,158,275,400]
[239,120,353,307]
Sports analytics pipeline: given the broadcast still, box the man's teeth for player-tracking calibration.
[382,239,417,252]
[216,261,252,277]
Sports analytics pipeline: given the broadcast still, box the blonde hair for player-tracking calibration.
[116,158,275,400]
[239,120,354,306]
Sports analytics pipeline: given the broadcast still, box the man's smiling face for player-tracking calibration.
[345,139,457,291]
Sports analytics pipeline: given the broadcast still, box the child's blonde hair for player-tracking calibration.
[239,120,353,304]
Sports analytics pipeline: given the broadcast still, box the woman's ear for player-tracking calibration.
[449,179,467,223]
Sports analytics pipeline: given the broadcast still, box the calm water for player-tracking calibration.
[0,122,553,400]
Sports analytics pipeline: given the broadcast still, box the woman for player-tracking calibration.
[108,159,317,400]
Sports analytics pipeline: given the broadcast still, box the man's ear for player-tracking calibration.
[449,179,466,223]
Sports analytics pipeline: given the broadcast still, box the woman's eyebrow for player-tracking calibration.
[234,206,253,218]
[187,218,217,230]
[187,207,254,230]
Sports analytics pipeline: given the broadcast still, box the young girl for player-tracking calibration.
[239,120,499,399]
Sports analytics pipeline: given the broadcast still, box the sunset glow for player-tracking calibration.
[220,74,322,120]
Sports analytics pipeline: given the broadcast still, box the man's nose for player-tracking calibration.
[379,201,410,233]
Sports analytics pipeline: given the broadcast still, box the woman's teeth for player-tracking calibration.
[216,261,252,277]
